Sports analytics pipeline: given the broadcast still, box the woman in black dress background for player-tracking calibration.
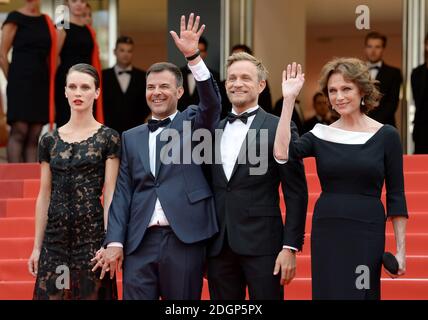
[0,0,55,162]
[274,59,408,299]
[28,64,120,299]
[56,0,103,127]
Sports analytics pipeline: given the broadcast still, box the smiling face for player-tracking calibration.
[327,73,363,117]
[65,71,100,113]
[146,70,183,119]
[225,60,266,112]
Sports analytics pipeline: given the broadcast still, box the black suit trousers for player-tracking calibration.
[207,236,283,300]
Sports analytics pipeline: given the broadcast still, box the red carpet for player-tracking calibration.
[0,156,427,300]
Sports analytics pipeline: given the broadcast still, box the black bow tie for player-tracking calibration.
[148,117,171,132]
[118,70,132,75]
[226,109,258,124]
[369,65,380,70]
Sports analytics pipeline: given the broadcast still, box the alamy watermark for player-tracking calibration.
[54,5,70,30]
[157,122,269,176]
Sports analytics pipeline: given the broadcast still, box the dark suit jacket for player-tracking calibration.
[179,66,221,112]
[102,67,150,134]
[208,109,308,257]
[411,63,428,146]
[105,76,221,255]
[368,63,402,127]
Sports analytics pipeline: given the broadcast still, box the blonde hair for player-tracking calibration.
[318,57,382,113]
[226,52,268,81]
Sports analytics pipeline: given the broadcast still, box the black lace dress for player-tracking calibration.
[33,125,120,300]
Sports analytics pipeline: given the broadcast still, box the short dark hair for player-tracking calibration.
[199,37,208,50]
[312,92,325,104]
[66,63,100,89]
[365,31,387,48]
[116,36,134,48]
[146,62,183,87]
[231,44,253,55]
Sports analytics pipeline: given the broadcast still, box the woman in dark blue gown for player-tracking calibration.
[274,58,408,300]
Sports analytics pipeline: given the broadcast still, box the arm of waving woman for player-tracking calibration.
[28,162,52,277]
[388,216,407,278]
[274,63,305,161]
[0,23,17,78]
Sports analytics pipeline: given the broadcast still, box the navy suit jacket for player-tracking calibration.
[105,76,221,255]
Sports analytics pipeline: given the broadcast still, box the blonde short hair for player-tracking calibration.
[318,57,382,113]
[226,52,268,82]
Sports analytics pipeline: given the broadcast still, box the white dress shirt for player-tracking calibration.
[368,61,382,80]
[220,105,297,252]
[114,65,133,93]
[107,59,211,248]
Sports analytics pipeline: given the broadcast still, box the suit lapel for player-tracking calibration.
[137,125,154,179]
[228,108,266,182]
[215,118,229,184]
[155,111,182,178]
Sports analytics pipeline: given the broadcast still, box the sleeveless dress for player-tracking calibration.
[55,23,93,127]
[2,11,51,125]
[291,124,408,300]
[33,125,120,300]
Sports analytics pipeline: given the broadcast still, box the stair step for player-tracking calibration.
[0,180,40,199]
[1,234,426,260]
[0,164,40,180]
[283,278,428,300]
[1,278,427,300]
[1,255,427,282]
[303,155,428,174]
[2,192,427,218]
[305,172,428,193]
[2,171,426,200]
[1,211,427,238]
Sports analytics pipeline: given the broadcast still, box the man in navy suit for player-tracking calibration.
[92,14,220,300]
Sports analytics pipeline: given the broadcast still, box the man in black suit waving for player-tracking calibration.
[102,36,150,134]
[207,52,308,300]
[364,31,402,127]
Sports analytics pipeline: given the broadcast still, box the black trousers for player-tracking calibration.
[207,241,283,300]
[122,226,206,300]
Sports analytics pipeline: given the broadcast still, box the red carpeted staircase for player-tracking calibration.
[0,156,427,300]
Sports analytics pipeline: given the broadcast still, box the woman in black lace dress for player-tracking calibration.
[28,63,120,300]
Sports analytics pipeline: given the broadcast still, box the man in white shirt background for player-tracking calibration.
[92,14,220,300]
[102,36,150,134]
[364,31,402,127]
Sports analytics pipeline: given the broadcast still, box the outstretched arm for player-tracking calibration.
[170,13,205,66]
[274,63,305,161]
[170,13,221,131]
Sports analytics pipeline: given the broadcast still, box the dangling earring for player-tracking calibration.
[361,97,365,106]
